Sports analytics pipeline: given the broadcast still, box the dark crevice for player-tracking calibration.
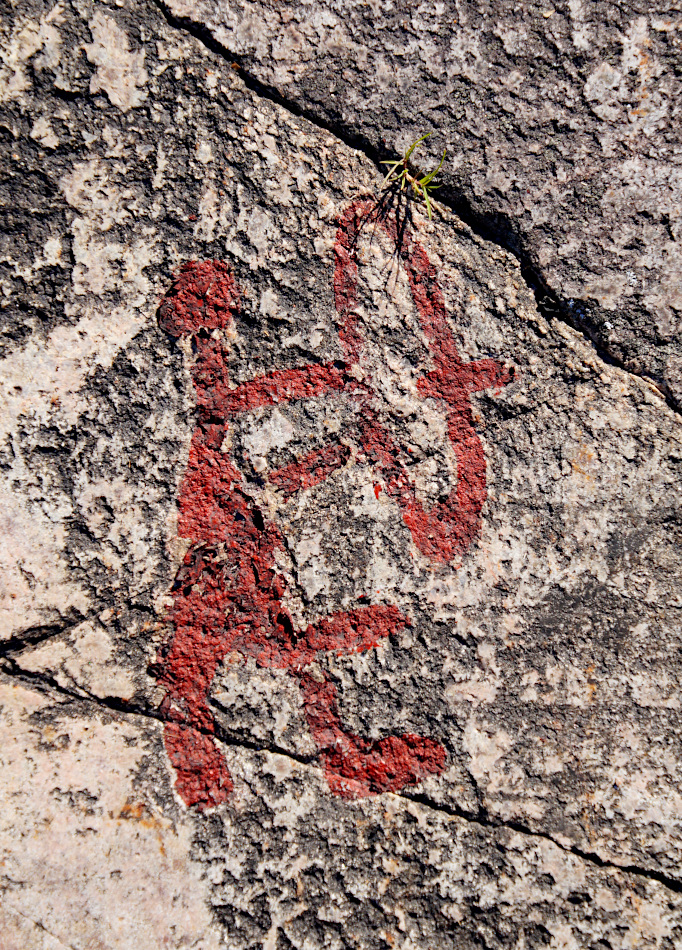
[404,792,682,896]
[1,656,314,762]
[0,655,165,723]
[208,694,317,765]
[150,0,379,163]
[0,611,91,659]
[151,0,680,417]
[4,659,682,898]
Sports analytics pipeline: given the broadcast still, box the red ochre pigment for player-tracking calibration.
[157,200,511,809]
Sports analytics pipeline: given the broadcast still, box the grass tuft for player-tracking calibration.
[380,133,446,220]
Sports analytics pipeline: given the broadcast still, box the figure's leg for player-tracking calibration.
[261,604,446,797]
[158,494,296,808]
[156,543,237,810]
[158,544,236,729]
[156,417,288,809]
[299,671,446,799]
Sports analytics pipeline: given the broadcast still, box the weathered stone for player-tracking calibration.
[0,679,223,949]
[162,0,682,409]
[0,0,681,946]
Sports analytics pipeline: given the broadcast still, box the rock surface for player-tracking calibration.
[163,0,682,409]
[0,0,681,947]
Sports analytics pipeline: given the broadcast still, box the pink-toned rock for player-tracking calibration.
[0,0,681,946]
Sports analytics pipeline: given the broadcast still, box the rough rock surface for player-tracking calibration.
[163,0,682,409]
[0,0,681,947]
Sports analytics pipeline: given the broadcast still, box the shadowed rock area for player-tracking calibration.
[0,0,681,947]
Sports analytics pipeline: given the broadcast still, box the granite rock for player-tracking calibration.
[0,0,681,947]
[163,0,682,409]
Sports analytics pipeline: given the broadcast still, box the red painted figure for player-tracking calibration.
[156,198,512,809]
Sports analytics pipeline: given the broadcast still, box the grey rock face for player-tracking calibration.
[164,0,682,409]
[0,0,681,947]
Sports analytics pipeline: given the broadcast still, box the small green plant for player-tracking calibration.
[380,133,446,219]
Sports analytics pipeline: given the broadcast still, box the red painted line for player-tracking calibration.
[269,441,351,499]
[203,362,348,418]
[299,673,447,799]
[333,198,513,562]
[163,722,233,811]
[253,604,408,671]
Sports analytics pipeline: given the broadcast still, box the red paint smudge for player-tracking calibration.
[157,204,511,805]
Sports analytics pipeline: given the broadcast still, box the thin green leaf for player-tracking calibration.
[404,132,432,161]
[419,148,447,186]
[381,163,404,189]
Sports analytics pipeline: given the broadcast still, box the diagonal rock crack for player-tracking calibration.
[3,660,682,897]
[150,0,679,418]
[0,614,92,660]
[1,905,79,950]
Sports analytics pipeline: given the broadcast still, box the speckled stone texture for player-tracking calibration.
[163,0,682,410]
[0,0,681,947]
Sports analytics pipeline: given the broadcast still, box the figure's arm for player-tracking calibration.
[258,604,408,670]
[199,361,348,418]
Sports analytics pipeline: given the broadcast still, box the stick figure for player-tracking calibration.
[156,199,512,809]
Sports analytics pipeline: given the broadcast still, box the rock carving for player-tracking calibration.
[157,199,511,809]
